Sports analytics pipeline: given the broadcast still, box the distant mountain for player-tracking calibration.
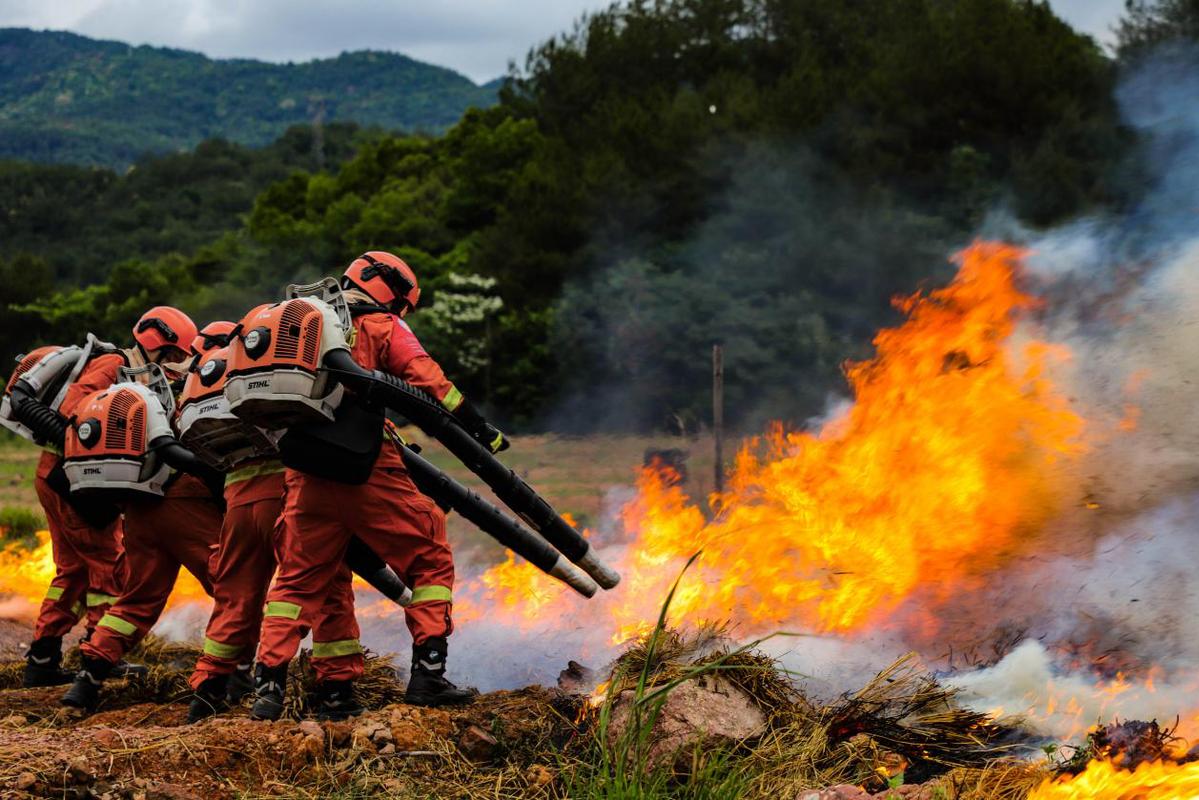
[0,28,500,167]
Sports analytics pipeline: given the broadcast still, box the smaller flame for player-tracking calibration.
[590,679,611,708]
[1029,759,1199,799]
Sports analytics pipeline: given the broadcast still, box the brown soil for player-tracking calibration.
[0,682,582,799]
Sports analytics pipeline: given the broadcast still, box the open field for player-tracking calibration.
[0,436,41,515]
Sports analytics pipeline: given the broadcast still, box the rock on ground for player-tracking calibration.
[606,674,767,771]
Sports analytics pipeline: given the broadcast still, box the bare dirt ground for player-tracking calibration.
[0,622,582,799]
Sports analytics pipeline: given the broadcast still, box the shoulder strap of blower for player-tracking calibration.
[56,334,124,408]
[46,334,96,411]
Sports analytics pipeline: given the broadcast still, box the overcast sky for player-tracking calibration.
[0,0,1128,84]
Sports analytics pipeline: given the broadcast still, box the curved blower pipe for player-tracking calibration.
[322,349,620,591]
[399,443,598,598]
[10,387,119,527]
[150,437,229,501]
[9,383,67,449]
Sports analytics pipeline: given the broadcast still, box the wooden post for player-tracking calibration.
[713,344,724,495]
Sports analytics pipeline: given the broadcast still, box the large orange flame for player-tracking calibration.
[469,242,1086,643]
[1029,759,1199,799]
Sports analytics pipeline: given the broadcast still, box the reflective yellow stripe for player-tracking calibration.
[87,592,119,607]
[45,586,65,601]
[71,601,84,618]
[441,386,463,411]
[312,639,362,658]
[225,461,285,487]
[410,585,452,605]
[203,637,244,659]
[264,601,302,620]
[98,613,137,635]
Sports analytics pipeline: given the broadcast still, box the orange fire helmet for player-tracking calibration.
[191,320,236,355]
[133,306,198,360]
[341,251,421,312]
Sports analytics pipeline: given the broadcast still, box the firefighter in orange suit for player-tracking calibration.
[185,321,363,722]
[252,251,508,719]
[62,307,226,713]
[23,346,129,687]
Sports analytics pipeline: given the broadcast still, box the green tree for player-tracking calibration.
[1117,0,1199,59]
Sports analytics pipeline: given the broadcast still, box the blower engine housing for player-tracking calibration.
[176,345,280,470]
[64,366,175,498]
[225,279,351,430]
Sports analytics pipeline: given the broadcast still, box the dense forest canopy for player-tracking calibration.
[2,0,1186,431]
[0,28,497,167]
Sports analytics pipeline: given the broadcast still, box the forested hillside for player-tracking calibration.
[4,0,1182,431]
[0,28,496,166]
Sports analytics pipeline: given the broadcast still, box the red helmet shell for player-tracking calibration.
[343,251,421,311]
[133,306,198,358]
[192,320,237,355]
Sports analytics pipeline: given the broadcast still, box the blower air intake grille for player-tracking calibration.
[275,301,307,361]
[302,316,320,366]
[106,389,138,449]
[131,405,145,453]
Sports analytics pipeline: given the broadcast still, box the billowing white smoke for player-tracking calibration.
[936,47,1199,739]
[948,640,1199,741]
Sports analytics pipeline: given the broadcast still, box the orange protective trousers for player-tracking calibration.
[32,454,124,639]
[81,476,221,666]
[189,469,361,686]
[257,457,454,678]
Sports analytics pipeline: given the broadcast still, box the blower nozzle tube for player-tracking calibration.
[344,536,414,606]
[321,348,620,591]
[400,443,598,598]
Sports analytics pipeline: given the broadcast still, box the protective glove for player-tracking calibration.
[476,421,510,454]
[453,398,510,454]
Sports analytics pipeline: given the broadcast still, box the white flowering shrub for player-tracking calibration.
[421,272,503,375]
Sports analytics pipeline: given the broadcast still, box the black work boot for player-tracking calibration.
[23,636,74,688]
[404,637,477,707]
[249,663,289,721]
[187,675,229,724]
[61,656,115,712]
[227,662,254,703]
[81,625,148,679]
[312,679,365,721]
